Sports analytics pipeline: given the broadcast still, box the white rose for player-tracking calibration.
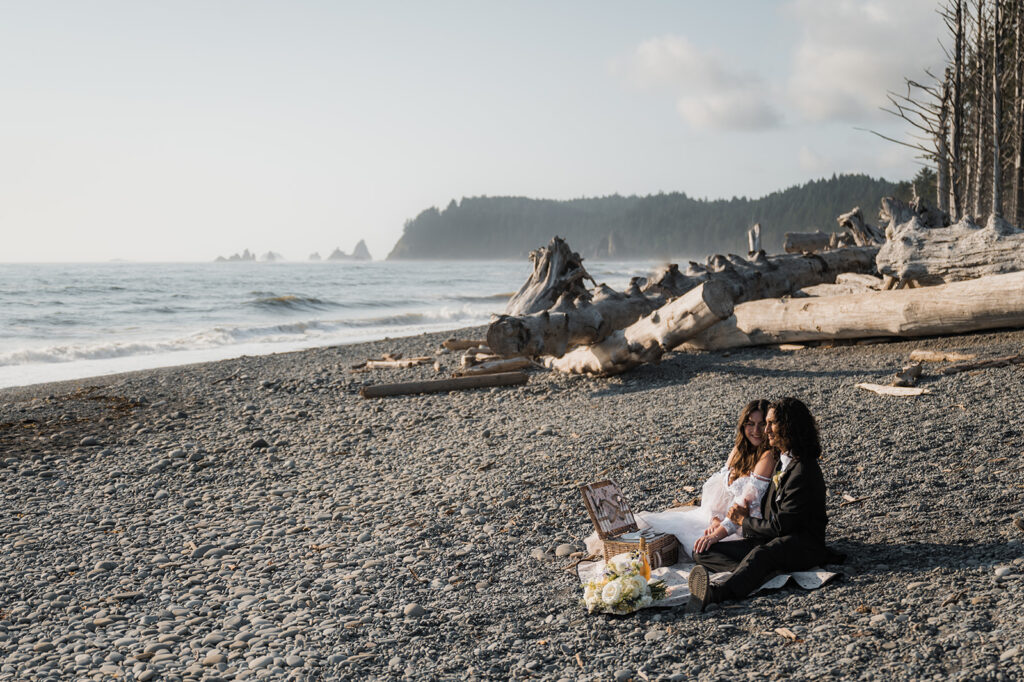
[630,575,647,597]
[601,578,625,605]
[609,554,633,573]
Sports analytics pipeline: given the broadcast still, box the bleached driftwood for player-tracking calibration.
[684,271,1024,350]
[542,281,734,375]
[876,215,1024,285]
[837,207,886,246]
[442,338,487,351]
[909,350,977,362]
[800,273,885,297]
[856,383,930,397]
[360,372,528,398]
[488,247,879,358]
[504,237,595,316]
[878,196,950,233]
[454,357,535,377]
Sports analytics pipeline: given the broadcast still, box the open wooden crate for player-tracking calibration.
[579,480,679,568]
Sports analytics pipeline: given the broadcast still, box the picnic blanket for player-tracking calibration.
[577,558,839,609]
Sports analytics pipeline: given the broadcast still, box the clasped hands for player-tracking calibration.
[692,503,749,555]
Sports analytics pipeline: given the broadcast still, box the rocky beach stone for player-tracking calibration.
[1,324,1022,681]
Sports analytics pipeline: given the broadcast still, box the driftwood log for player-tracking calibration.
[453,357,534,377]
[837,207,886,246]
[684,270,1024,350]
[504,237,595,316]
[876,215,1024,285]
[360,372,528,398]
[488,247,879,358]
[541,281,734,375]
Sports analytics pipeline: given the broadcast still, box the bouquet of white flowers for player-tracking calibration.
[581,553,668,615]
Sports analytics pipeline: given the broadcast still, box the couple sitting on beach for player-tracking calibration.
[636,397,842,610]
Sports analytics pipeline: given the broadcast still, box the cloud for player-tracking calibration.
[785,0,946,123]
[612,35,782,131]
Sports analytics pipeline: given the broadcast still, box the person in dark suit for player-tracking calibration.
[688,396,843,611]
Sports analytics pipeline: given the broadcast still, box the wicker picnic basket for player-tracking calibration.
[579,480,679,568]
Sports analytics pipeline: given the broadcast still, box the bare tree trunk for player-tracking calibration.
[974,0,988,218]
[938,79,952,213]
[1014,0,1024,225]
[952,0,966,218]
[992,0,1004,217]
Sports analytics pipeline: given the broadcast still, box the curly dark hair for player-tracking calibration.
[768,397,821,460]
[729,399,770,478]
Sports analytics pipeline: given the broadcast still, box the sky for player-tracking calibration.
[0,0,947,262]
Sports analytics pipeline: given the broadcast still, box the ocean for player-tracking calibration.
[0,260,656,389]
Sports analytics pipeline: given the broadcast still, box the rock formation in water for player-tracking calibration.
[309,252,322,261]
[214,249,257,262]
[327,240,373,261]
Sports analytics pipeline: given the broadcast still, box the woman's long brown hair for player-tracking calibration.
[728,399,770,481]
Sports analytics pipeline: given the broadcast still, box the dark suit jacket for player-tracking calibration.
[742,456,828,545]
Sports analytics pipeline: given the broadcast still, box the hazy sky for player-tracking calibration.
[1,1,945,262]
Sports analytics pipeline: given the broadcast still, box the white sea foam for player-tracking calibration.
[2,260,646,388]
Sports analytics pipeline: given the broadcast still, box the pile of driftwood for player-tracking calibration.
[359,196,1024,397]
[486,196,1024,377]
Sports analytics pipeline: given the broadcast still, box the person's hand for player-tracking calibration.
[693,526,726,555]
[703,517,722,536]
[727,503,749,526]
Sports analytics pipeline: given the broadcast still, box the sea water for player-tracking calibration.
[0,260,656,389]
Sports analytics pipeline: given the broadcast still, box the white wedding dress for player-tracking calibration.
[585,462,772,562]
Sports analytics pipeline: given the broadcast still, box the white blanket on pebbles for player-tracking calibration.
[577,559,839,609]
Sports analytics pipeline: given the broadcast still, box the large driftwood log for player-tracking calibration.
[504,237,595,316]
[542,281,734,375]
[684,271,1024,350]
[876,215,1024,285]
[488,247,878,358]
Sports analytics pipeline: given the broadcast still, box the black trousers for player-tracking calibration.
[693,535,832,599]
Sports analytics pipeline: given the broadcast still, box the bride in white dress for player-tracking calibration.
[586,400,776,561]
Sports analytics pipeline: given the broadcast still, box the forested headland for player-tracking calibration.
[387,174,913,260]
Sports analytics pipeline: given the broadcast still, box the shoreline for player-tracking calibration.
[1,325,1022,679]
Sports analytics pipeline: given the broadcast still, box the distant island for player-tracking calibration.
[214,240,372,262]
[387,174,913,260]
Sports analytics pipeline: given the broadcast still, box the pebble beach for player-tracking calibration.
[1,325,1023,681]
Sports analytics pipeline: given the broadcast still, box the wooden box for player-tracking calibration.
[579,480,679,568]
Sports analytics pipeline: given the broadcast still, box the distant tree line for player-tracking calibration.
[883,0,1024,225]
[387,174,910,260]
